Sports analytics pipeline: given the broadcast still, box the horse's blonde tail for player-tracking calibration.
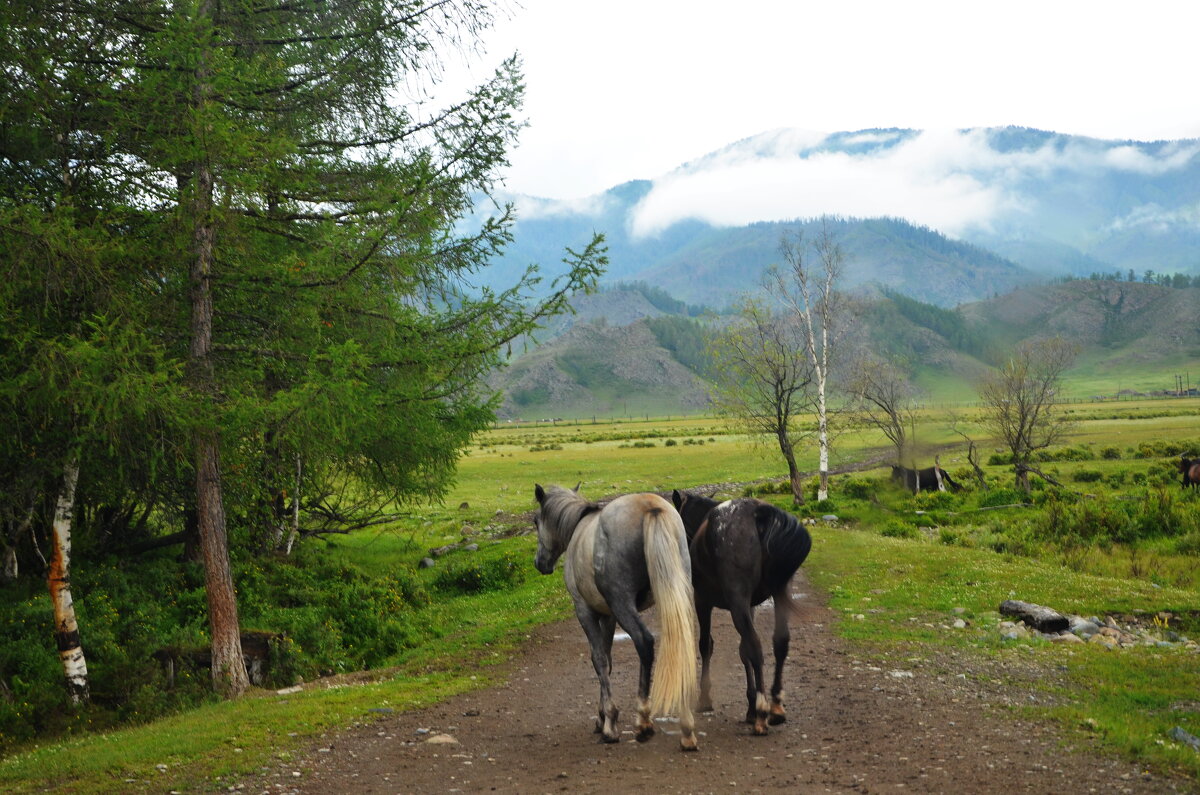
[643,507,698,720]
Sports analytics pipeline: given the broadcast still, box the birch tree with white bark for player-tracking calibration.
[48,460,89,704]
[770,221,846,501]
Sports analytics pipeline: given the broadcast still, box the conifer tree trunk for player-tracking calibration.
[48,460,89,705]
[187,24,248,698]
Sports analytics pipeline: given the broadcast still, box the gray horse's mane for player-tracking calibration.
[541,486,600,545]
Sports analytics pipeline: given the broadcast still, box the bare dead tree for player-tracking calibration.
[977,337,1078,494]
[707,298,815,505]
[847,353,917,465]
[948,411,988,489]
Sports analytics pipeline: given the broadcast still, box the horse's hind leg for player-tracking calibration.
[577,607,619,742]
[610,601,657,742]
[730,602,769,735]
[768,590,791,725]
[697,601,715,713]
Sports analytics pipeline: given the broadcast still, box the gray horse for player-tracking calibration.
[533,484,699,751]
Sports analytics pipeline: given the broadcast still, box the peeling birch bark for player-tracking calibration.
[48,460,89,705]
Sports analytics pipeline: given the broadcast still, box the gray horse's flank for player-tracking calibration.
[533,484,700,751]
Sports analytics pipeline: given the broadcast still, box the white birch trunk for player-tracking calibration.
[816,371,829,501]
[48,460,89,705]
[284,454,301,556]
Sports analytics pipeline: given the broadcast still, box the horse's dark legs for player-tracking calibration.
[768,589,791,725]
[576,606,619,742]
[697,601,715,713]
[610,600,657,742]
[730,602,768,735]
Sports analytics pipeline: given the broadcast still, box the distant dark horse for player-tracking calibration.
[534,485,699,750]
[1180,455,1200,489]
[890,463,962,493]
[671,490,811,735]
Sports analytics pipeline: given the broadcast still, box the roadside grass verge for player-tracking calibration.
[0,537,571,794]
[804,526,1200,780]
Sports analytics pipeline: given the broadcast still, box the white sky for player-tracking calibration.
[443,0,1200,201]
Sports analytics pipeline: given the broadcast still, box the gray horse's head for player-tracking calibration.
[533,483,594,575]
[533,484,557,574]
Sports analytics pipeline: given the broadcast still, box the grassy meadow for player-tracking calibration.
[3,397,1200,791]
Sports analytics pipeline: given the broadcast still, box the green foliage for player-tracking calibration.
[978,487,1029,507]
[430,550,526,595]
[610,282,711,317]
[880,288,994,361]
[880,519,920,539]
[914,490,960,511]
[644,315,715,376]
[1071,469,1104,483]
[0,546,442,751]
[1034,490,1200,547]
[840,478,874,500]
[1132,439,1199,458]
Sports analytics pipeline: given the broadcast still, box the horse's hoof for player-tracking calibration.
[753,721,769,736]
[768,713,786,726]
[600,732,620,744]
[698,701,714,713]
[680,738,699,752]
[635,727,655,743]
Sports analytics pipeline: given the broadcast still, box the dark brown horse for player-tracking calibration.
[671,490,811,735]
[1180,455,1200,489]
[890,464,962,493]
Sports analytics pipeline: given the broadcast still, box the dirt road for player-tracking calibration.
[240,574,1188,794]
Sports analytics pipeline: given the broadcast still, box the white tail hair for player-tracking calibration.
[642,507,698,720]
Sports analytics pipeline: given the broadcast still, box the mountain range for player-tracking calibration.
[491,280,1200,419]
[479,127,1200,308]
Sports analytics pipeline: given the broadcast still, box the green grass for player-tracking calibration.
[804,527,1200,778]
[0,536,570,794]
[6,401,1200,789]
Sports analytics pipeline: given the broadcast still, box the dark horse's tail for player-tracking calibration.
[753,504,812,598]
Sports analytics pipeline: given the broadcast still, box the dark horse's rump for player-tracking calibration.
[672,489,811,735]
[1180,456,1200,488]
[890,464,962,493]
[754,503,814,596]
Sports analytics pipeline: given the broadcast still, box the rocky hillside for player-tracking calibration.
[960,280,1200,363]
[494,319,710,419]
[491,280,1200,417]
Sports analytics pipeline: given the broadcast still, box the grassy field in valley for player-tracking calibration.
[2,398,1200,790]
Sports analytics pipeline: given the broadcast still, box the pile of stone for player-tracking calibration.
[996,600,1199,652]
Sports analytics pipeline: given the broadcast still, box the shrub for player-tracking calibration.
[1043,445,1096,462]
[977,487,1028,508]
[664,439,678,447]
[880,519,919,539]
[1100,446,1122,460]
[937,528,962,545]
[431,550,526,595]
[839,478,873,500]
[1071,469,1104,483]
[915,490,959,511]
